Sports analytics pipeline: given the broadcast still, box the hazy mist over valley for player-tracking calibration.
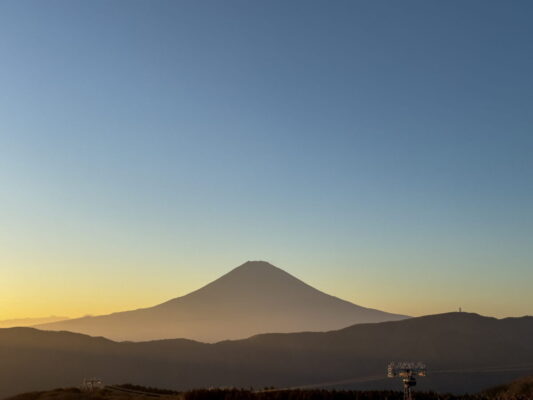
[0,316,69,328]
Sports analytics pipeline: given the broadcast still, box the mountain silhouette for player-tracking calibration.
[2,313,532,398]
[36,261,407,342]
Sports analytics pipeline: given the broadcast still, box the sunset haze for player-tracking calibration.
[1,0,532,322]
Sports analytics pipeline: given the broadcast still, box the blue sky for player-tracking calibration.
[1,0,532,319]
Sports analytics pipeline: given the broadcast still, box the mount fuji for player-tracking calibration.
[37,261,408,342]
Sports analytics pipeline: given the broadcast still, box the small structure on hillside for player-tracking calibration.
[387,362,426,400]
[82,378,104,391]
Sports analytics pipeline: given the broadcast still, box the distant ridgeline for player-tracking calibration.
[1,312,532,397]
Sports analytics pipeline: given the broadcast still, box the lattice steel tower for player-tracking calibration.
[387,362,427,400]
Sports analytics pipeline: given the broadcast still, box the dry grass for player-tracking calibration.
[4,388,181,400]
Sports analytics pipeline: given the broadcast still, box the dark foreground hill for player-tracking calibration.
[483,375,533,399]
[5,379,533,400]
[3,387,178,400]
[36,261,407,342]
[1,313,532,398]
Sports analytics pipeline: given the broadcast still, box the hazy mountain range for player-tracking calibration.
[1,313,532,398]
[0,316,69,328]
[36,261,407,342]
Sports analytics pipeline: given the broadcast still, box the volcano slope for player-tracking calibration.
[37,261,407,342]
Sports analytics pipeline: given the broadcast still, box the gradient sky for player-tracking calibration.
[1,1,532,320]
